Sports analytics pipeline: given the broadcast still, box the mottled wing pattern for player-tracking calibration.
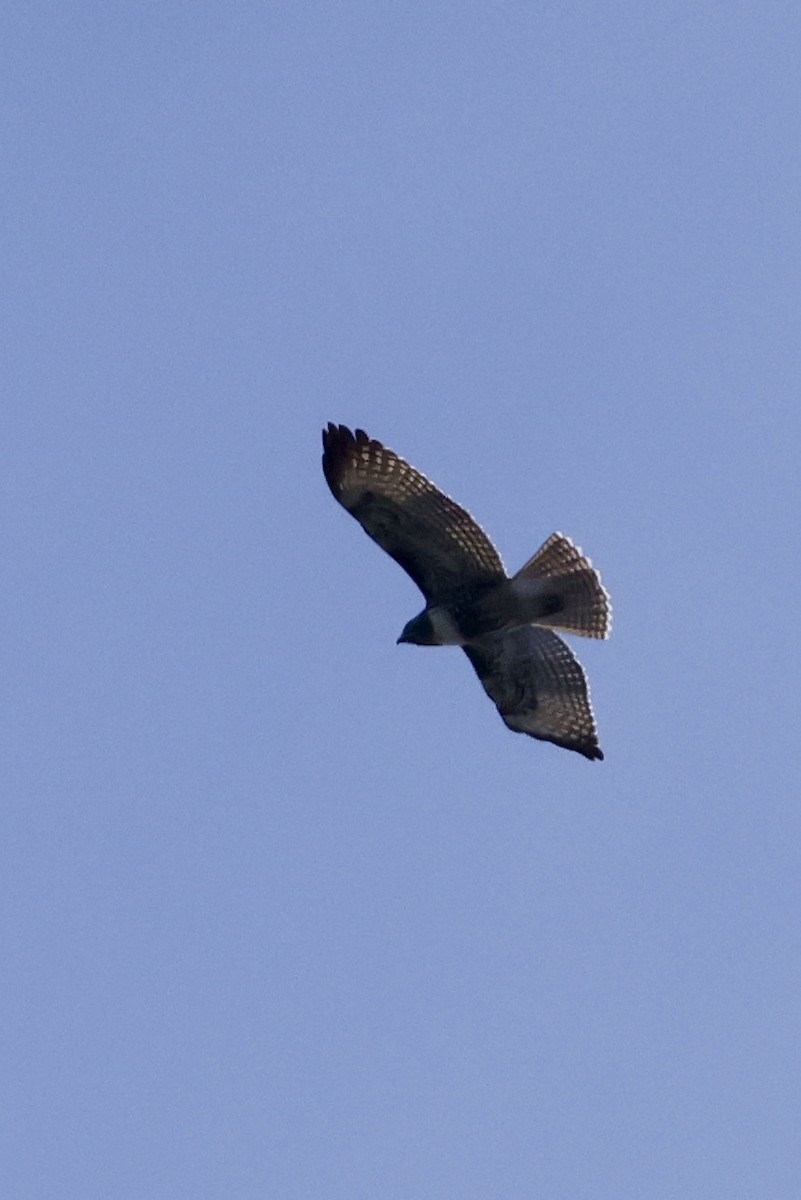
[322,424,505,603]
[463,627,603,760]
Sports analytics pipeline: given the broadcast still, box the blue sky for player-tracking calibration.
[4,3,800,1196]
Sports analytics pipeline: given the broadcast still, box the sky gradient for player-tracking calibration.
[4,3,800,1196]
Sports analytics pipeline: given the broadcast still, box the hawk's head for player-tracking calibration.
[397,607,462,647]
[397,611,438,646]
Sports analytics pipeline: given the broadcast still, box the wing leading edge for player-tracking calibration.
[322,424,505,604]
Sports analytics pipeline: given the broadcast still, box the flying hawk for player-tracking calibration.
[322,424,611,760]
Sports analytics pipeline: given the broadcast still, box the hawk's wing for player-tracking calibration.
[463,627,604,760]
[322,424,505,604]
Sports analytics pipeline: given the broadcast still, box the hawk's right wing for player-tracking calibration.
[463,626,604,760]
[322,424,505,604]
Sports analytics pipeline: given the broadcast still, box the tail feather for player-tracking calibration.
[512,533,612,639]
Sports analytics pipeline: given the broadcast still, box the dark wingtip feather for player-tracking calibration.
[547,735,603,761]
[549,737,603,761]
[322,424,376,495]
[321,423,356,493]
[322,422,353,452]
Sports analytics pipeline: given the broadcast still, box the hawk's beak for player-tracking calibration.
[396,631,409,645]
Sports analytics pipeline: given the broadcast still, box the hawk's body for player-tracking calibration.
[322,424,611,760]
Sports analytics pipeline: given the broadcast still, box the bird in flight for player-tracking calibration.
[322,424,611,760]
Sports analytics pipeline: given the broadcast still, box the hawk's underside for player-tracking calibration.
[322,423,611,760]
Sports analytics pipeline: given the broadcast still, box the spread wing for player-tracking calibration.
[463,627,604,760]
[322,424,505,604]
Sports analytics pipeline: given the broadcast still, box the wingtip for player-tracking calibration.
[562,738,604,761]
[322,423,374,464]
[322,424,375,495]
[560,739,603,761]
[322,421,351,447]
[322,423,371,448]
[322,424,349,492]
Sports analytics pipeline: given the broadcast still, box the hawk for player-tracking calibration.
[322,424,611,760]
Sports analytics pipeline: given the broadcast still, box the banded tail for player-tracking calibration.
[511,533,612,639]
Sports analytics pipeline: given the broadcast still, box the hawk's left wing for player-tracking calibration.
[463,627,604,760]
[322,424,505,604]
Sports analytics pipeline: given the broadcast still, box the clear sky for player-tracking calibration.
[4,3,800,1197]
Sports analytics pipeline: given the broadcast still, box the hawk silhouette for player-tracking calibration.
[322,424,611,760]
